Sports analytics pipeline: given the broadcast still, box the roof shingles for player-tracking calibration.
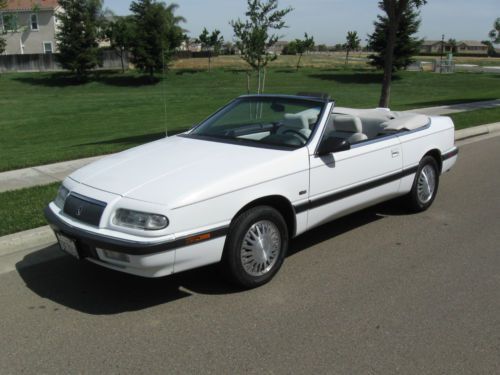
[3,0,59,11]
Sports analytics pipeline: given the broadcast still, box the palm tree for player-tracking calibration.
[345,31,361,65]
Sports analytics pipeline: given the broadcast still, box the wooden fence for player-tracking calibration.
[0,50,128,73]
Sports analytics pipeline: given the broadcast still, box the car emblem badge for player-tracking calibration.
[76,207,83,216]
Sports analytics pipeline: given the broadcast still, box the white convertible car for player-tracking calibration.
[45,94,458,288]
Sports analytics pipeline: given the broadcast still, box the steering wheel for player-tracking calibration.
[283,129,308,143]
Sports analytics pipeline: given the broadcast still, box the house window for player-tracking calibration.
[31,14,39,31]
[1,13,18,32]
[43,41,53,54]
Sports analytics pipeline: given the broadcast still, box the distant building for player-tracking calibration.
[420,40,488,55]
[180,38,202,52]
[267,41,288,55]
[0,0,61,55]
[456,40,489,55]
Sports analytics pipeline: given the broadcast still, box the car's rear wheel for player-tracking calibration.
[407,155,440,212]
[223,206,288,288]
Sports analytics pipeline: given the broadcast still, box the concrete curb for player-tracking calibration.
[0,226,60,275]
[0,226,55,257]
[455,122,500,140]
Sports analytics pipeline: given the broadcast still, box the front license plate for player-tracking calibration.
[56,234,80,259]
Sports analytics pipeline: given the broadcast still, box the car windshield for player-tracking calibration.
[189,97,325,149]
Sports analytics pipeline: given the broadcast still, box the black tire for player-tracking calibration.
[407,155,440,212]
[223,206,288,289]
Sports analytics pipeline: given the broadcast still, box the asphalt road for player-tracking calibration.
[1,136,499,374]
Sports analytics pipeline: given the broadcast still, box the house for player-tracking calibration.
[420,39,488,55]
[420,40,448,54]
[456,40,488,55]
[267,41,288,55]
[0,0,61,55]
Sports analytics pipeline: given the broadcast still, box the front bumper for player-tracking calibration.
[44,206,228,277]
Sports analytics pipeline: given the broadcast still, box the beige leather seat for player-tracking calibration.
[277,113,312,138]
[330,114,368,144]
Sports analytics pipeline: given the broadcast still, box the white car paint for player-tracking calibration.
[45,97,458,278]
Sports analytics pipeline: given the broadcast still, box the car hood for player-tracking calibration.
[69,135,308,208]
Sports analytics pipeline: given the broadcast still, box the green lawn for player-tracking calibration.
[0,183,59,237]
[1,68,499,172]
[449,107,500,130]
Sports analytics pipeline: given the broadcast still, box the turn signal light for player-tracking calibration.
[185,233,211,245]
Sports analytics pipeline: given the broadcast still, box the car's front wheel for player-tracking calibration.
[407,155,440,212]
[223,206,288,288]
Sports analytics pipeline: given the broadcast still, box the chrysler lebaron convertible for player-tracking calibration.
[45,94,458,288]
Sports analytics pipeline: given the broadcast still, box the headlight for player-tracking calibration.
[113,209,169,231]
[54,185,70,209]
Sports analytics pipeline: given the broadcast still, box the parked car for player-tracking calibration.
[45,94,458,288]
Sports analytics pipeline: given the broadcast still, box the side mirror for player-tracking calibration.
[317,136,350,156]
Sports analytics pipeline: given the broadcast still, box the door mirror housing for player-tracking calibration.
[317,136,351,156]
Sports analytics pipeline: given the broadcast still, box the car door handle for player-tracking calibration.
[391,149,400,158]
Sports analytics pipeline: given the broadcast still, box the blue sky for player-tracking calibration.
[103,0,499,45]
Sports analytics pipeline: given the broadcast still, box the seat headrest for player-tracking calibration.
[283,113,309,129]
[334,114,363,133]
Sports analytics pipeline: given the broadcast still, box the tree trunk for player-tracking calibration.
[378,19,397,108]
[261,68,266,94]
[120,49,125,73]
[296,54,302,70]
[257,67,261,94]
[345,49,350,65]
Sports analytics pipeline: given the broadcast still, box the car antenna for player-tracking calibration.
[162,48,169,137]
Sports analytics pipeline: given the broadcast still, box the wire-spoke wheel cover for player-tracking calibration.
[240,220,281,277]
[417,164,436,204]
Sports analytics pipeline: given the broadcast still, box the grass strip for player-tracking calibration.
[0,183,59,237]
[448,107,500,130]
[1,69,499,172]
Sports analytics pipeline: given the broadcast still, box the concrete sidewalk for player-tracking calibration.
[0,155,103,193]
[403,99,500,116]
[0,98,499,194]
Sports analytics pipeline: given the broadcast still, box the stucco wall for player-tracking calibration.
[1,10,56,54]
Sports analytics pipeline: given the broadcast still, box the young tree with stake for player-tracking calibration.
[197,28,224,71]
[294,33,315,70]
[344,31,361,65]
[231,0,293,94]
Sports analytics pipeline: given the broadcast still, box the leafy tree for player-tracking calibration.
[294,33,314,70]
[129,0,185,77]
[197,28,224,71]
[231,0,293,94]
[0,0,6,54]
[490,17,500,44]
[481,40,498,57]
[56,0,104,79]
[222,41,236,55]
[367,5,422,72]
[106,16,136,72]
[367,0,427,107]
[344,31,361,65]
[282,40,297,55]
[332,43,344,52]
[317,44,328,52]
